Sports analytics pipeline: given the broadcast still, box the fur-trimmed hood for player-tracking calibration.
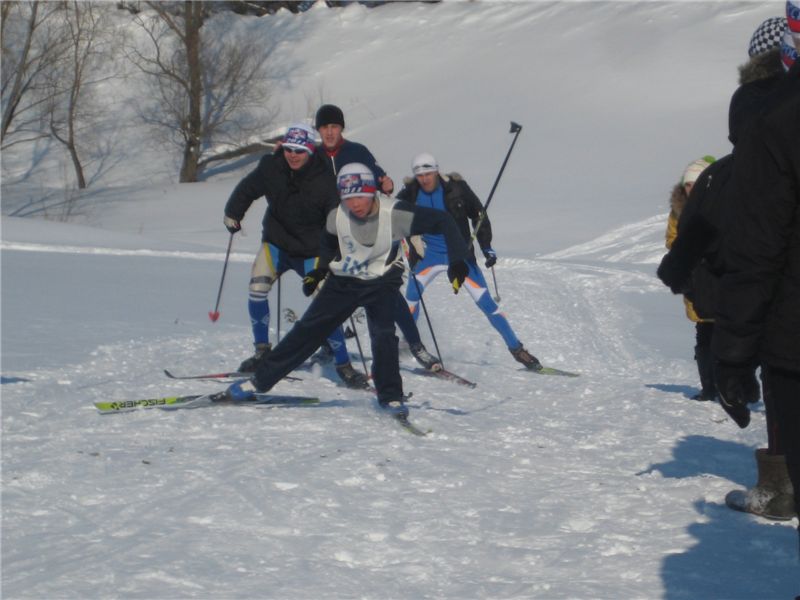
[737,48,785,85]
[728,49,786,146]
[669,182,688,218]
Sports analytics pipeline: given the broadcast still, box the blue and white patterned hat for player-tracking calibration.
[282,123,316,154]
[337,163,377,200]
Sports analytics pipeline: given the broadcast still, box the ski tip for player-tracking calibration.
[534,366,580,377]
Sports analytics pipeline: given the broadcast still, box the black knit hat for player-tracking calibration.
[315,104,345,130]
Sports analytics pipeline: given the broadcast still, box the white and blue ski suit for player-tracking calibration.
[397,173,522,351]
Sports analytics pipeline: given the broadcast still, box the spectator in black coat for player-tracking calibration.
[712,53,800,528]
[658,14,797,521]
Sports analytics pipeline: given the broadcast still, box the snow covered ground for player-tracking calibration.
[2,1,798,598]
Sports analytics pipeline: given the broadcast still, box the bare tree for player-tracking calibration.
[1,1,68,149]
[128,1,278,182]
[45,1,115,189]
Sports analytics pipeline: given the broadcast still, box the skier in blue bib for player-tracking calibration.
[397,153,542,371]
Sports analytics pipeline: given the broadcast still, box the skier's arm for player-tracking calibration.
[315,208,341,272]
[393,201,468,265]
[224,154,271,221]
[460,180,493,250]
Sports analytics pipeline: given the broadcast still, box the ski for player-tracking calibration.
[163,369,301,382]
[531,365,580,377]
[95,391,319,414]
[410,367,477,388]
[377,394,430,436]
[392,413,430,436]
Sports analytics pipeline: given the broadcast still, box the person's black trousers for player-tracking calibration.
[253,274,403,404]
[763,364,800,517]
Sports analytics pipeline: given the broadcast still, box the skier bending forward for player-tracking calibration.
[227,163,469,414]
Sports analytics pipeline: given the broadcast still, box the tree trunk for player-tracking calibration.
[179,0,203,183]
[2,1,38,141]
[66,140,87,189]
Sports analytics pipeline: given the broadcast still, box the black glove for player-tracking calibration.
[224,215,241,234]
[302,268,328,297]
[657,252,691,295]
[483,247,497,268]
[714,361,759,429]
[447,261,468,294]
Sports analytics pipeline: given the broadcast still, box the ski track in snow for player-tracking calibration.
[2,238,797,599]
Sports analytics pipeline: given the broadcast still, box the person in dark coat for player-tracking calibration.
[658,156,718,401]
[658,14,797,521]
[712,40,800,531]
[397,153,542,371]
[223,123,368,389]
[315,104,394,194]
[226,163,470,414]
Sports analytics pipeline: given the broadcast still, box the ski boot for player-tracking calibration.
[238,343,271,373]
[510,345,542,371]
[226,378,257,402]
[335,362,371,389]
[409,343,442,372]
[379,397,409,417]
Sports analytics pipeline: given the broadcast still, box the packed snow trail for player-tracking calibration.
[2,243,796,599]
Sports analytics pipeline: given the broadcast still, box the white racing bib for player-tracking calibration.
[329,197,398,280]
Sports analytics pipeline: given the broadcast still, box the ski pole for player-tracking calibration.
[410,271,445,370]
[470,121,523,243]
[348,315,370,378]
[276,277,282,343]
[490,266,501,303]
[208,232,234,322]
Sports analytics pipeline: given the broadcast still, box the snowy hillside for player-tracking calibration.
[2,2,798,599]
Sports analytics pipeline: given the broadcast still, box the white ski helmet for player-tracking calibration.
[337,163,377,200]
[411,152,439,175]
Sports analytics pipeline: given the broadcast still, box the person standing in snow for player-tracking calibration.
[397,153,542,371]
[659,15,796,521]
[223,123,369,389]
[314,104,443,372]
[226,163,469,413]
[658,156,717,401]
[712,4,800,527]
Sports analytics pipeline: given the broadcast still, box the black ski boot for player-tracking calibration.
[511,345,542,371]
[409,343,442,372]
[238,343,271,373]
[335,362,371,389]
